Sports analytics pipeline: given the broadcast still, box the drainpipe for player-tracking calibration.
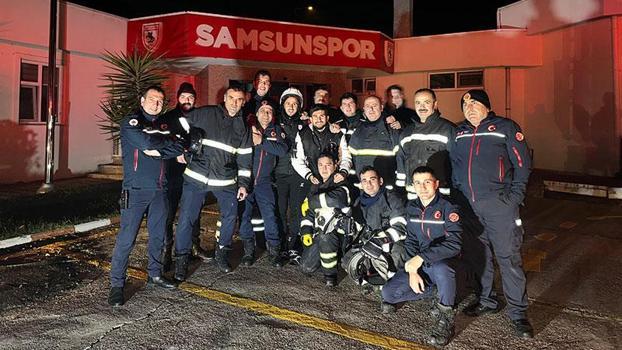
[505,67,511,119]
[38,0,58,194]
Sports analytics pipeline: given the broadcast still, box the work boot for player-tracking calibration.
[324,275,337,287]
[192,242,212,261]
[241,239,256,267]
[287,250,301,265]
[380,301,396,314]
[267,244,283,267]
[108,287,124,307]
[146,276,177,289]
[174,254,190,281]
[215,245,232,273]
[161,243,173,274]
[427,303,455,346]
[511,318,534,338]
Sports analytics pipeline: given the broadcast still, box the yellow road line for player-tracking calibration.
[58,249,429,350]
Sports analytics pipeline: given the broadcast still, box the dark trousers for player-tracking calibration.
[275,174,310,251]
[381,259,457,306]
[239,182,280,247]
[110,189,168,287]
[301,232,343,277]
[175,182,238,255]
[165,182,200,248]
[469,196,529,320]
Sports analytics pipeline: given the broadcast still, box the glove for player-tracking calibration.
[302,234,313,247]
[362,236,391,259]
[301,198,309,217]
[188,127,205,155]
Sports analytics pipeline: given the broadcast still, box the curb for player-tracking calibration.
[0,216,120,250]
[543,180,622,200]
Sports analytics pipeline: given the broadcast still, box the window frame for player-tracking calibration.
[18,59,62,125]
[428,70,484,90]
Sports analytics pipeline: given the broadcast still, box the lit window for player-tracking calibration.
[19,60,60,123]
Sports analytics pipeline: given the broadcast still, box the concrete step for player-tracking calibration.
[87,173,123,181]
[112,155,122,165]
[98,164,123,175]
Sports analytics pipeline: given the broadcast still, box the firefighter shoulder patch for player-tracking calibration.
[448,212,460,222]
[515,132,524,141]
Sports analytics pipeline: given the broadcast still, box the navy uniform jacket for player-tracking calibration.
[449,112,531,205]
[405,194,462,264]
[250,122,289,188]
[332,110,365,143]
[120,109,183,191]
[180,104,253,191]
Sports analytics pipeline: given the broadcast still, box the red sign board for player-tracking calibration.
[127,13,394,73]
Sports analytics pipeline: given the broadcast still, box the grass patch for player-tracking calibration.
[0,180,121,240]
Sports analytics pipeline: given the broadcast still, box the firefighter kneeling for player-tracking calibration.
[299,152,353,287]
[341,166,408,291]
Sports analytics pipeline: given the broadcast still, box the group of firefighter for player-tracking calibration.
[108,69,535,345]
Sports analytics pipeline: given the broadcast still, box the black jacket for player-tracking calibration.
[181,104,252,190]
[348,118,401,186]
[396,111,456,192]
[275,110,306,178]
[292,125,352,181]
[300,175,352,236]
[353,188,407,242]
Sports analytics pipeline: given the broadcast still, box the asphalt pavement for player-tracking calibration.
[1,193,621,349]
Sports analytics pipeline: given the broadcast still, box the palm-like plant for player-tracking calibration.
[97,49,168,141]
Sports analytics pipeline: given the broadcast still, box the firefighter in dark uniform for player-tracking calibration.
[348,95,401,189]
[174,85,252,278]
[274,88,308,264]
[291,104,351,187]
[450,89,533,338]
[384,84,419,129]
[330,92,365,143]
[396,88,455,199]
[239,100,288,267]
[299,153,353,287]
[381,166,462,346]
[343,166,407,288]
[242,70,274,122]
[159,82,210,272]
[108,86,182,307]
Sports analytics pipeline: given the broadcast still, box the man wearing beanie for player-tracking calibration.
[449,89,534,338]
[275,88,308,264]
[159,82,211,272]
[238,99,288,268]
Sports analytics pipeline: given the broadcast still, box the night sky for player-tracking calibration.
[70,0,518,37]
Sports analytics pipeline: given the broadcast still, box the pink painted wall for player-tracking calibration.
[0,0,127,183]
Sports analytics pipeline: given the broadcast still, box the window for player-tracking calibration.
[429,70,483,90]
[351,78,376,95]
[19,60,60,123]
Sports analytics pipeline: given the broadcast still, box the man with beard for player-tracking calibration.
[396,88,455,199]
[238,100,288,268]
[274,88,308,264]
[159,83,210,272]
[384,85,418,130]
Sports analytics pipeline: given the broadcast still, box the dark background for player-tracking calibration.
[70,0,518,37]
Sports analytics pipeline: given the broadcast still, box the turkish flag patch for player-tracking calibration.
[515,132,524,141]
[434,210,442,219]
[488,124,496,132]
[161,123,168,130]
[449,212,460,222]
[271,131,276,137]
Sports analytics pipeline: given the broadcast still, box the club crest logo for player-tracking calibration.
[384,40,394,68]
[142,22,163,52]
